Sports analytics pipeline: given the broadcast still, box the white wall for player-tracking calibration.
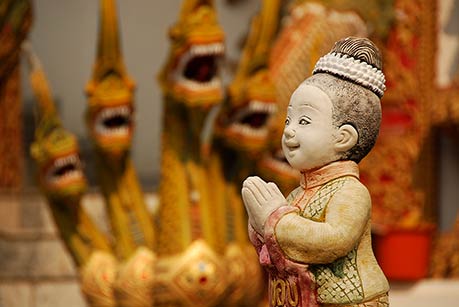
[437,0,459,230]
[437,0,459,88]
[21,0,260,187]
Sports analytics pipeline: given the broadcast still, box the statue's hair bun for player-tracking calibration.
[313,37,386,97]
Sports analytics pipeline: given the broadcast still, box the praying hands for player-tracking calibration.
[241,176,288,234]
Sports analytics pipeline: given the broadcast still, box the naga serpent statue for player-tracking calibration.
[85,0,155,258]
[213,0,283,305]
[154,0,234,306]
[29,1,156,307]
[84,0,156,306]
[24,44,119,307]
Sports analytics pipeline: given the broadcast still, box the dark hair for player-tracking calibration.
[303,73,381,163]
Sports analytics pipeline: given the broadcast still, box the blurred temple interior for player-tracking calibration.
[1,1,459,307]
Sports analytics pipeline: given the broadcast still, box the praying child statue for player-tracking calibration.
[242,37,390,307]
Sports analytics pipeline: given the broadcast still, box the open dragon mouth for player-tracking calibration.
[227,100,277,139]
[45,153,84,187]
[175,43,224,90]
[94,105,132,138]
[261,149,299,178]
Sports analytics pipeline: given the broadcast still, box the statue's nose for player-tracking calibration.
[284,126,295,138]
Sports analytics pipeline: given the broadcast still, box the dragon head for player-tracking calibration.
[86,74,135,158]
[219,68,277,154]
[23,42,86,201]
[31,116,86,202]
[86,0,135,158]
[216,0,281,155]
[159,0,225,109]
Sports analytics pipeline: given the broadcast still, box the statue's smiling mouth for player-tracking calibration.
[94,105,132,138]
[227,100,277,139]
[287,144,300,151]
[174,43,224,90]
[45,153,84,187]
[283,139,300,152]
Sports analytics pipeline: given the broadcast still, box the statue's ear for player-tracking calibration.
[335,124,358,153]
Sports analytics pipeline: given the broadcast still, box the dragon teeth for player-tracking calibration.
[111,126,129,136]
[173,42,224,86]
[54,154,79,169]
[178,77,221,90]
[190,43,224,56]
[232,100,277,123]
[95,124,129,136]
[46,154,83,183]
[95,105,132,136]
[99,105,131,121]
[49,169,82,183]
[230,123,268,138]
[249,100,277,114]
[226,99,279,139]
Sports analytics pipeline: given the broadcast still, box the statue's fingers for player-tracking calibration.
[243,176,259,187]
[242,176,254,188]
[267,182,284,198]
[244,178,268,203]
[249,177,272,200]
[242,187,261,210]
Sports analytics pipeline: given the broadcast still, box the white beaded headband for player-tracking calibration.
[313,51,386,98]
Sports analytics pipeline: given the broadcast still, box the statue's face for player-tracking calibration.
[256,100,300,195]
[282,84,338,171]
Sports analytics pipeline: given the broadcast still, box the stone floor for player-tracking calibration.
[0,191,88,307]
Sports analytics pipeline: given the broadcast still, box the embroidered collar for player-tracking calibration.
[300,160,359,189]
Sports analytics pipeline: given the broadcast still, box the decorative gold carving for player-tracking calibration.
[25,45,112,269]
[153,240,229,307]
[114,247,156,307]
[85,0,155,259]
[80,252,118,307]
[223,243,264,306]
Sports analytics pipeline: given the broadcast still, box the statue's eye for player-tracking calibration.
[299,118,310,125]
[285,118,290,125]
